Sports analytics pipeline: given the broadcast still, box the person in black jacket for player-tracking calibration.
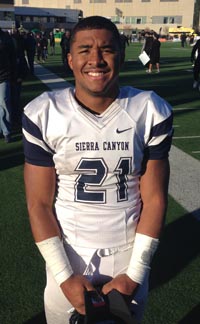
[148,32,161,73]
[141,31,153,72]
[11,29,29,128]
[0,28,16,143]
[25,31,36,74]
[60,30,71,71]
[41,33,48,62]
[49,31,55,55]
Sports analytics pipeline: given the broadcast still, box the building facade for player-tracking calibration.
[0,0,15,29]
[14,0,195,34]
[14,7,82,31]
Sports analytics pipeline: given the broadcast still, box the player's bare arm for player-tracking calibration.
[24,163,60,241]
[137,158,170,238]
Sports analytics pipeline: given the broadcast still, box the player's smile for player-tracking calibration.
[87,71,106,78]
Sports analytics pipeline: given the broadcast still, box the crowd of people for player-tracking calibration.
[0,28,72,143]
[0,27,31,143]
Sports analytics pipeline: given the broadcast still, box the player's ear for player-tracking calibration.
[67,53,73,70]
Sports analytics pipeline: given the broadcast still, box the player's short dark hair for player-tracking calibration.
[70,16,121,46]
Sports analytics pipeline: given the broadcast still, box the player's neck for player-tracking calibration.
[75,96,100,115]
[74,91,119,115]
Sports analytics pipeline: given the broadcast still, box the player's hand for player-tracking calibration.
[60,274,95,315]
[101,274,139,296]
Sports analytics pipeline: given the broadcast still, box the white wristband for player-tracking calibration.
[126,233,159,284]
[36,236,73,286]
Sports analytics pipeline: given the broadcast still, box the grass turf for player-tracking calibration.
[0,40,200,323]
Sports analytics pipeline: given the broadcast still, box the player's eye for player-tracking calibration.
[102,46,116,54]
[78,46,90,54]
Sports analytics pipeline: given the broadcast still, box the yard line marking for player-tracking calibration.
[192,151,200,154]
[173,125,180,127]
[173,107,200,111]
[173,136,200,139]
[169,146,200,216]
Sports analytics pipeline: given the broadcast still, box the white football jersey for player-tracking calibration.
[22,86,173,249]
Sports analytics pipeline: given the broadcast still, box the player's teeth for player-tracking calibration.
[88,72,103,76]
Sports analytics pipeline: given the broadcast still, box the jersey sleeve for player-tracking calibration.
[22,93,55,167]
[143,91,173,160]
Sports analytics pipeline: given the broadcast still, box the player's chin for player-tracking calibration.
[87,86,109,96]
[90,89,111,97]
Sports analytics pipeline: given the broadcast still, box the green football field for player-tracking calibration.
[0,41,200,324]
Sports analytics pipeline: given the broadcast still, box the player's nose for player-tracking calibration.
[88,49,105,66]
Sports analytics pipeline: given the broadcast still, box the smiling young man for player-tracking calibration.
[22,16,173,323]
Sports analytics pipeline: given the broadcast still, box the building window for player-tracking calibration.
[22,0,29,4]
[163,17,168,23]
[141,0,150,2]
[90,0,106,3]
[136,18,142,24]
[1,0,14,4]
[111,16,120,23]
[74,0,81,3]
[3,11,13,21]
[115,0,132,2]
[160,0,178,2]
[163,16,175,23]
[169,17,175,23]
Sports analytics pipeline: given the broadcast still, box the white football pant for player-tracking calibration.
[44,243,149,324]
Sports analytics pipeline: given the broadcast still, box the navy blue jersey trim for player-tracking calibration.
[150,113,173,139]
[22,113,55,154]
[22,113,43,140]
[144,135,172,160]
[23,135,55,167]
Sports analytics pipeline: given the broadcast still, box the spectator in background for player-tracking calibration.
[191,38,200,90]
[189,34,194,45]
[25,31,36,75]
[142,31,153,56]
[35,33,43,62]
[141,31,153,71]
[180,33,186,48]
[120,32,129,52]
[60,30,71,71]
[41,33,48,62]
[0,27,16,143]
[49,31,55,55]
[11,29,29,129]
[147,32,161,73]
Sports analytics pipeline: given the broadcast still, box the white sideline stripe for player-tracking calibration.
[173,107,200,111]
[173,136,200,139]
[169,145,200,217]
[34,63,71,90]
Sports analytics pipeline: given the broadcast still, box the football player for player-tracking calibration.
[22,16,173,324]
